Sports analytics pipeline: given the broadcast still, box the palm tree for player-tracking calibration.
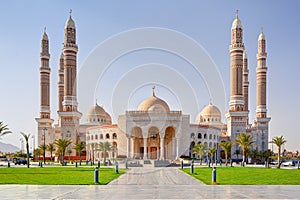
[219,141,232,166]
[47,143,55,162]
[54,138,72,165]
[73,141,85,165]
[235,133,255,165]
[209,148,217,166]
[99,141,111,165]
[192,143,207,165]
[0,121,11,138]
[34,148,42,161]
[20,132,31,168]
[270,136,287,169]
[39,144,46,164]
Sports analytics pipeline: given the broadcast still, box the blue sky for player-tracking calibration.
[0,1,299,151]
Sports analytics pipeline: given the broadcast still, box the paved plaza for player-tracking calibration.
[0,167,299,199]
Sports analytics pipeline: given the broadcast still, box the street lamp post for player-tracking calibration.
[42,128,47,164]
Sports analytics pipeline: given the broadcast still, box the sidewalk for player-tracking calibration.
[0,168,299,199]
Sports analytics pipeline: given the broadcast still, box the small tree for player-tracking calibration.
[0,121,11,138]
[73,141,85,165]
[219,141,232,166]
[54,138,72,165]
[34,148,42,161]
[235,133,255,166]
[209,148,217,166]
[270,136,287,169]
[192,143,207,165]
[47,143,55,162]
[20,132,31,168]
[99,141,111,165]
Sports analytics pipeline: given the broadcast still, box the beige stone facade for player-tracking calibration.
[36,11,271,162]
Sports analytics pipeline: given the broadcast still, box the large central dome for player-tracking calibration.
[138,87,170,112]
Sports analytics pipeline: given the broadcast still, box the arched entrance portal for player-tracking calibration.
[147,127,160,160]
[164,126,176,160]
[132,127,143,159]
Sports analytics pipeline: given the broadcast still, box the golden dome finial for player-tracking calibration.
[152,86,156,97]
[209,98,213,105]
[236,9,239,19]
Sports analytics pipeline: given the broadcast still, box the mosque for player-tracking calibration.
[35,11,270,164]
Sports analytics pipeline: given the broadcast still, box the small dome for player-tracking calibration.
[86,102,112,124]
[258,32,265,41]
[65,15,75,29]
[231,12,242,29]
[200,102,221,117]
[196,102,221,124]
[138,87,170,112]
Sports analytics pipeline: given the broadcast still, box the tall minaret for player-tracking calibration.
[229,10,245,111]
[58,53,64,112]
[256,31,267,118]
[254,31,271,152]
[58,11,82,155]
[226,11,249,158]
[242,50,249,124]
[36,29,54,148]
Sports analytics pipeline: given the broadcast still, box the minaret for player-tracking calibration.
[256,31,267,118]
[35,29,54,148]
[254,31,271,152]
[226,11,249,159]
[242,50,249,123]
[229,10,244,111]
[58,53,64,112]
[58,11,82,155]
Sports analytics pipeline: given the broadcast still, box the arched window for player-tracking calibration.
[106,133,110,139]
[209,142,212,148]
[204,133,207,139]
[100,134,103,139]
[197,133,202,139]
[112,133,117,139]
[87,136,90,140]
[95,135,98,140]
[91,135,94,140]
[190,133,195,139]
[209,134,212,140]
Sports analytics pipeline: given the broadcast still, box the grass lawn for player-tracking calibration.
[0,167,127,185]
[182,167,300,185]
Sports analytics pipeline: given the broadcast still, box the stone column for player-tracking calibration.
[173,138,176,160]
[127,136,131,159]
[143,137,147,160]
[176,138,179,159]
[160,138,164,160]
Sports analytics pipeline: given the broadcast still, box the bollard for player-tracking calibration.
[125,160,128,169]
[212,167,217,185]
[8,162,10,168]
[190,162,194,174]
[181,160,184,169]
[98,161,100,168]
[75,161,78,168]
[115,163,119,174]
[94,167,99,183]
[41,162,43,167]
[90,161,93,166]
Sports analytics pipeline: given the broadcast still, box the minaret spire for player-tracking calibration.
[58,52,64,112]
[152,86,156,97]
